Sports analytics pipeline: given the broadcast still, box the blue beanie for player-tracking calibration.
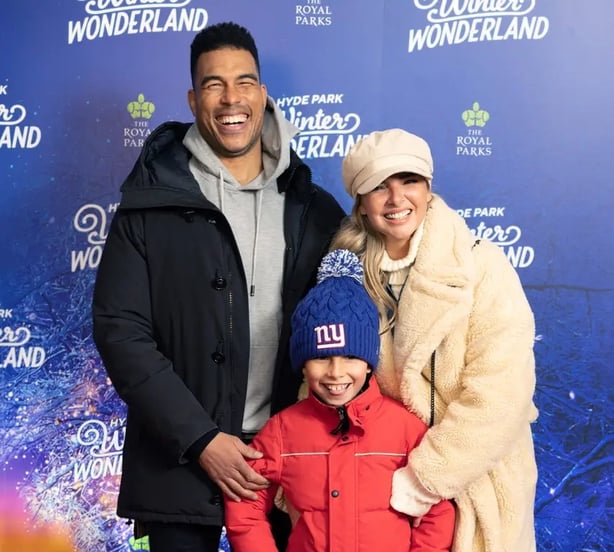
[290,249,380,371]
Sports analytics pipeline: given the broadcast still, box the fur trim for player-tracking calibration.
[390,463,441,517]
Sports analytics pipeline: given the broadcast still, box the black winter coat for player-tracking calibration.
[92,122,345,525]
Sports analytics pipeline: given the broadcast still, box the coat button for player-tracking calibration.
[331,490,339,498]
[212,277,227,290]
[211,352,225,364]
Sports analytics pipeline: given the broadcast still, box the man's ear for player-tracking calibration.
[187,89,196,116]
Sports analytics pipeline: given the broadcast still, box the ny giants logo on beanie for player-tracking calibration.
[290,249,380,371]
[315,324,346,350]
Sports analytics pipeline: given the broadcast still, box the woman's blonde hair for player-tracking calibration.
[330,201,397,334]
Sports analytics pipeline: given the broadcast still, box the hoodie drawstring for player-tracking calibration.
[250,189,264,297]
[217,168,225,215]
[217,168,263,298]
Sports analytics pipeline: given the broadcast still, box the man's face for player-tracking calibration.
[188,47,267,161]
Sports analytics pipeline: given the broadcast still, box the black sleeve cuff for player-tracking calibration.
[185,428,220,462]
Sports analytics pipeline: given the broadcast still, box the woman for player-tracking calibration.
[331,128,538,552]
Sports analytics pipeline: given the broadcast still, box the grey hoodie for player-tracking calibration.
[183,97,300,432]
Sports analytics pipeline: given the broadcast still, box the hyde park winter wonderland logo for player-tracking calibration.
[0,324,47,369]
[406,0,550,53]
[455,205,535,269]
[67,0,209,43]
[70,203,115,272]
[0,85,42,149]
[276,92,367,159]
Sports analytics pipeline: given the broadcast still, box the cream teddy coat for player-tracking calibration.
[376,195,538,552]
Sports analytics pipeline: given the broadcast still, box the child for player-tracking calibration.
[225,249,455,552]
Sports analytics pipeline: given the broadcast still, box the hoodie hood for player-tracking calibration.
[182,96,299,194]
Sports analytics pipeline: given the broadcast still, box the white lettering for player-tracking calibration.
[415,0,534,22]
[283,107,360,135]
[408,14,549,52]
[71,245,104,272]
[74,204,108,244]
[470,221,521,246]
[73,455,123,482]
[505,245,534,268]
[0,126,42,149]
[292,134,366,159]
[1,347,46,368]
[68,7,208,44]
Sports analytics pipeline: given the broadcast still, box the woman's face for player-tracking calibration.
[358,172,432,259]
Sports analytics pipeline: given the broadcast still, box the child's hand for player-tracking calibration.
[274,487,300,527]
[287,500,301,527]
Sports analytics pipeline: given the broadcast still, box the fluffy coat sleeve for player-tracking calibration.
[416,241,535,496]
[385,197,537,521]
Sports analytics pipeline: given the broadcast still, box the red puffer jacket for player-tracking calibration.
[225,377,455,552]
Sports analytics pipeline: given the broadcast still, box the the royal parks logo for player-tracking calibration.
[462,101,489,128]
[456,101,492,157]
[0,83,42,150]
[277,92,366,159]
[128,93,156,120]
[68,0,208,44]
[295,0,333,27]
[407,0,550,53]
[124,92,154,148]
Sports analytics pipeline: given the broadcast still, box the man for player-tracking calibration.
[92,21,345,552]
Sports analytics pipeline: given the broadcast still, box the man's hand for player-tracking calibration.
[198,432,269,502]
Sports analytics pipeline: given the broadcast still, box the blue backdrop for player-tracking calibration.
[1,1,612,550]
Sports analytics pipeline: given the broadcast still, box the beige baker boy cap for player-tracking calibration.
[342,128,434,198]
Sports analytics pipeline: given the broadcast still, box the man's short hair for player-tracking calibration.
[190,22,261,86]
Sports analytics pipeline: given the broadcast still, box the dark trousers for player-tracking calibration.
[145,510,290,552]
[147,523,223,552]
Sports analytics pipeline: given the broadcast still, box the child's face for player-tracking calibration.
[302,356,370,406]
